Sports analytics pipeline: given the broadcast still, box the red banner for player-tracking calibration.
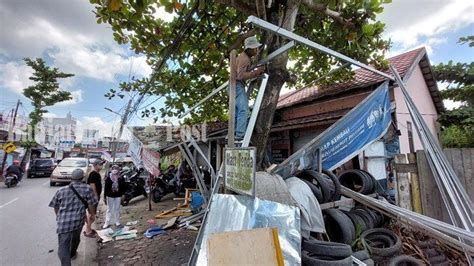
[141,147,161,177]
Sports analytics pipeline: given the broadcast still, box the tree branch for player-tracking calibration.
[227,29,257,53]
[215,0,257,16]
[301,0,355,29]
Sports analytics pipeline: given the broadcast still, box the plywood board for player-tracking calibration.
[395,154,412,211]
[416,150,449,223]
[207,228,284,266]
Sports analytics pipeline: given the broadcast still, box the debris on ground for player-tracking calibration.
[144,226,166,239]
[125,220,139,226]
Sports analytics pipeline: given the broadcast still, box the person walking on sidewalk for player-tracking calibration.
[232,35,265,140]
[84,159,104,237]
[49,169,98,266]
[103,165,125,228]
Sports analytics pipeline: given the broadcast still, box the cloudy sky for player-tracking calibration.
[1,0,473,141]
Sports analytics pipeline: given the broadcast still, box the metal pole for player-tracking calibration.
[245,15,395,81]
[241,74,269,147]
[112,99,132,163]
[1,100,21,177]
[390,65,473,231]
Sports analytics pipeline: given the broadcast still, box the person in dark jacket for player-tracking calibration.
[103,166,125,228]
[6,160,24,181]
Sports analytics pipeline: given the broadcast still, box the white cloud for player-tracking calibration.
[56,90,84,106]
[0,61,34,94]
[379,0,474,53]
[76,116,120,142]
[0,1,152,83]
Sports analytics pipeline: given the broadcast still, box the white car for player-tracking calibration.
[50,157,91,186]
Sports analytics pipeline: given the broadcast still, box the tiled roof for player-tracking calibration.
[277,47,426,109]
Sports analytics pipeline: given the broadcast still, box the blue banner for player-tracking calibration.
[273,81,391,178]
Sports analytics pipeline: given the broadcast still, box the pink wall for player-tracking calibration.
[394,64,439,154]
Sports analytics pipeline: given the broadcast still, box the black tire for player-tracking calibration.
[417,239,436,249]
[152,189,163,203]
[322,169,341,201]
[341,210,368,233]
[388,255,424,266]
[361,228,402,258]
[364,234,395,249]
[428,254,448,264]
[50,181,55,187]
[323,208,355,244]
[121,197,130,206]
[423,248,439,257]
[298,170,332,203]
[302,239,352,259]
[359,170,376,194]
[352,209,375,230]
[301,179,324,203]
[339,170,373,194]
[362,259,374,266]
[352,250,370,261]
[302,251,352,266]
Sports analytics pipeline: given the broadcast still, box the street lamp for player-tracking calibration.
[104,107,121,116]
[104,102,132,162]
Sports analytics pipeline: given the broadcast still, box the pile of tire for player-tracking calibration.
[322,207,386,245]
[361,228,402,263]
[417,239,450,265]
[388,255,424,266]
[297,169,341,204]
[339,169,377,195]
[301,238,353,266]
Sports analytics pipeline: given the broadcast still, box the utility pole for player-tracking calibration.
[111,99,133,163]
[1,100,21,176]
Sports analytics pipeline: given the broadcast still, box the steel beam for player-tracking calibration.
[246,15,395,81]
[242,74,269,147]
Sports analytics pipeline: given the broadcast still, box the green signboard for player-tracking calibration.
[224,147,256,197]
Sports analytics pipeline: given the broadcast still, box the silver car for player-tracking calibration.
[50,157,91,186]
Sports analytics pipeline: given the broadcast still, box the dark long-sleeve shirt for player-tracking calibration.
[104,177,125,198]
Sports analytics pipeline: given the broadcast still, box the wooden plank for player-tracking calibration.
[463,149,474,203]
[416,150,447,223]
[408,153,422,214]
[207,228,284,266]
[228,50,237,148]
[394,154,412,210]
[394,163,418,173]
[447,148,466,189]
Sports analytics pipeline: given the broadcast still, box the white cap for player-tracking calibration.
[244,36,262,49]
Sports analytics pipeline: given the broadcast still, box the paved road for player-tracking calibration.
[0,177,97,266]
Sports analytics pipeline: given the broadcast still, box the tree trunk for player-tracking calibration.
[251,1,300,170]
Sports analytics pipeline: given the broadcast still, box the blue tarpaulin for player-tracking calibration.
[273,81,391,178]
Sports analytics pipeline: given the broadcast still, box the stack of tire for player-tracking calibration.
[417,239,450,265]
[323,207,386,245]
[360,228,403,263]
[297,169,341,203]
[302,238,353,265]
[339,169,377,195]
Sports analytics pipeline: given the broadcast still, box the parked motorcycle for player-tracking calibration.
[151,171,178,203]
[4,173,19,188]
[121,168,147,206]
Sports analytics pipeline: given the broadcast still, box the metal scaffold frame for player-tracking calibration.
[187,15,473,265]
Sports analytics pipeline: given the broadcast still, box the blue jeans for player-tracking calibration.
[234,81,249,138]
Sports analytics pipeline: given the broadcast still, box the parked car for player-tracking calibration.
[50,157,91,186]
[28,158,56,178]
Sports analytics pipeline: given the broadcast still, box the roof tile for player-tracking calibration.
[277,47,425,109]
